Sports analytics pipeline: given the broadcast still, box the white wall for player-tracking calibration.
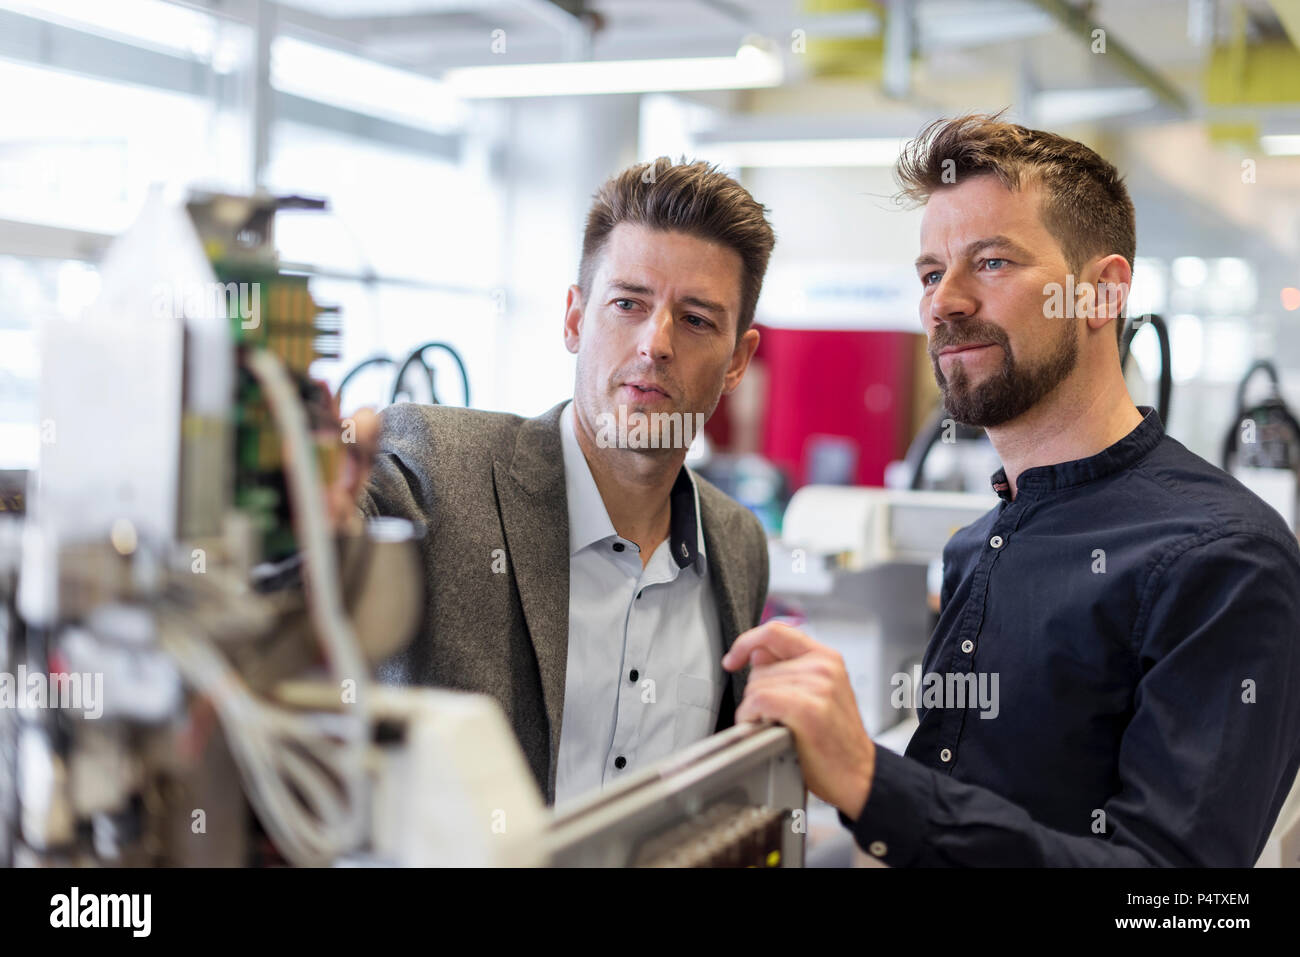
[492,94,640,418]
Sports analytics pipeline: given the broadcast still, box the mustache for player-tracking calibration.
[929,320,1011,357]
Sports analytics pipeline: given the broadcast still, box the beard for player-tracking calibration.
[930,317,1078,428]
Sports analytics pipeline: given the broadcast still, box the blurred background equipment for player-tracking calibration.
[1223,359,1300,530]
[338,340,472,411]
[769,486,991,738]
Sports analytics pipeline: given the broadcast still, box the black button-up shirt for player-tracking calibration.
[840,408,1300,865]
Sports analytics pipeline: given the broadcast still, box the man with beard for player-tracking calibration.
[722,114,1300,866]
[341,159,772,807]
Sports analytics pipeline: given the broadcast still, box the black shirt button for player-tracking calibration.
[629,669,639,682]
[614,756,627,769]
[612,542,625,552]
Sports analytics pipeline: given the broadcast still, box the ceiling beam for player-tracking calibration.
[1025,0,1190,115]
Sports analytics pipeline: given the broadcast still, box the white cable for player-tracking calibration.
[160,620,359,865]
[244,349,369,703]
[158,348,373,865]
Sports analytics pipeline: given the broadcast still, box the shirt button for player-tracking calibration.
[629,669,639,682]
[960,639,974,654]
[989,535,1004,549]
[939,748,953,762]
[614,755,627,769]
[612,542,625,552]
[868,840,888,858]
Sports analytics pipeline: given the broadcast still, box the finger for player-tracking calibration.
[741,673,828,701]
[340,408,380,498]
[744,653,841,682]
[345,407,381,458]
[736,686,818,728]
[722,621,820,671]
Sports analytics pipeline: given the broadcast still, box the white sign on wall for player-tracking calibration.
[757,262,920,331]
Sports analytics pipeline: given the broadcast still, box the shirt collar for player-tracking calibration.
[560,401,706,571]
[990,405,1165,502]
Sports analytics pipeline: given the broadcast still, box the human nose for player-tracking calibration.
[928,268,978,325]
[638,305,675,362]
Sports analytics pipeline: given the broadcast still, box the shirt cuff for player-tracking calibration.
[836,745,933,867]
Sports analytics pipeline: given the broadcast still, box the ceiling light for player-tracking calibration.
[704,137,908,168]
[271,37,465,132]
[444,43,783,99]
[1261,135,1300,156]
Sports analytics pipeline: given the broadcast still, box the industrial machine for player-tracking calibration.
[549,722,804,867]
[768,486,993,738]
[0,190,804,868]
[1222,359,1300,532]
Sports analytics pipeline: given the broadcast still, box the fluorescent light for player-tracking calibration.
[706,137,908,168]
[272,37,465,132]
[444,45,783,98]
[2,0,215,58]
[1031,87,1157,126]
[1261,135,1300,156]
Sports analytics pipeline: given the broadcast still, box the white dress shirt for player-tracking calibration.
[553,400,724,807]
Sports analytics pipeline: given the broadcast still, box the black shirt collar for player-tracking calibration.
[669,466,701,569]
[990,406,1165,502]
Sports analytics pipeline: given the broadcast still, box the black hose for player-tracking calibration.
[905,405,986,491]
[1119,314,1172,425]
[338,355,395,404]
[390,341,471,408]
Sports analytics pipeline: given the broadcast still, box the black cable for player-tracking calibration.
[905,405,986,491]
[1120,314,1172,425]
[390,341,471,407]
[391,353,438,406]
[337,355,395,404]
[906,406,949,491]
[1233,360,1282,415]
[1221,360,1300,470]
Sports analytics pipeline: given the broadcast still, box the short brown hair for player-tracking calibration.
[895,113,1136,342]
[578,158,776,338]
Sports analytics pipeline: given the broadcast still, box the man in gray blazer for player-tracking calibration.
[346,158,774,806]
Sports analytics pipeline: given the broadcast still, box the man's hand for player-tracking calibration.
[327,405,380,532]
[722,621,876,820]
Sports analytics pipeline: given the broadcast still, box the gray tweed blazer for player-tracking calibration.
[358,400,768,803]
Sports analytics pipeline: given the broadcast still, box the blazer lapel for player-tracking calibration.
[492,402,570,791]
[699,493,751,728]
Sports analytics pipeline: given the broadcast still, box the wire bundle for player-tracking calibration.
[159,348,371,866]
